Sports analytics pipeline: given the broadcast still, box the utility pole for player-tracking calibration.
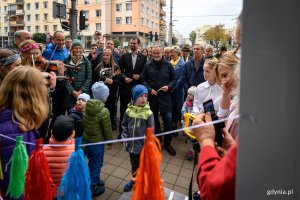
[70,0,77,40]
[168,0,173,46]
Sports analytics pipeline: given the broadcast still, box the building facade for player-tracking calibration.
[0,0,166,48]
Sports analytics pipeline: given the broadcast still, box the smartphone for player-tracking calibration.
[202,99,225,147]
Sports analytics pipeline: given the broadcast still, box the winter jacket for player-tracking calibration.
[83,99,113,143]
[44,138,74,197]
[121,102,154,154]
[0,109,37,198]
[68,108,84,138]
[42,42,69,61]
[140,58,176,113]
[172,58,185,111]
[181,58,205,94]
[63,56,92,109]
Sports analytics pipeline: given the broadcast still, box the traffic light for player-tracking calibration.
[148,31,153,41]
[61,20,69,31]
[154,32,158,41]
[79,10,88,30]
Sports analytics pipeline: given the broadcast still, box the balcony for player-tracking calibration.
[160,30,166,36]
[160,9,166,16]
[9,20,25,27]
[160,0,166,6]
[8,0,24,5]
[8,10,24,16]
[8,32,15,37]
[159,19,166,27]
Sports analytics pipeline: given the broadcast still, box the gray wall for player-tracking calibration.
[237,0,300,199]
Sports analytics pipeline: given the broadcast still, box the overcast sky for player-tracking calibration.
[165,0,243,38]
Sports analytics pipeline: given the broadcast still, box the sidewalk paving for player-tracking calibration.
[94,131,199,200]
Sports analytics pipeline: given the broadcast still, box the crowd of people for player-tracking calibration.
[0,11,241,198]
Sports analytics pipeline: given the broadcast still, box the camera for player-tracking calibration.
[202,99,225,147]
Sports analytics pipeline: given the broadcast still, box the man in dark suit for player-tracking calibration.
[119,36,147,136]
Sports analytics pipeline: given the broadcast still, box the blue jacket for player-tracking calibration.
[0,109,37,199]
[181,58,205,94]
[68,108,84,138]
[42,42,69,61]
[121,102,154,154]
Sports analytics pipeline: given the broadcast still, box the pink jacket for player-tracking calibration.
[44,138,75,197]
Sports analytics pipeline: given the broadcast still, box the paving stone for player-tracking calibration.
[104,154,113,162]
[168,157,184,167]
[93,187,113,200]
[173,185,189,197]
[162,171,178,184]
[111,167,130,180]
[109,191,123,200]
[179,167,193,179]
[107,156,125,166]
[182,159,194,170]
[102,163,117,175]
[105,175,123,190]
[175,176,190,189]
[165,163,181,175]
[119,159,132,170]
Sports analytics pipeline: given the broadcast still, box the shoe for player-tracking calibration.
[97,179,105,187]
[186,150,193,161]
[165,144,176,156]
[92,185,105,197]
[124,180,135,192]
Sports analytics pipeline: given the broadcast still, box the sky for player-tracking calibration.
[165,0,243,38]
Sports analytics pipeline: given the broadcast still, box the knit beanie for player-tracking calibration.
[71,39,83,50]
[92,81,109,101]
[132,84,148,103]
[187,86,197,96]
[77,93,90,102]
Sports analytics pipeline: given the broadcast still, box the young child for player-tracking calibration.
[83,81,113,197]
[68,93,90,138]
[44,115,75,198]
[192,59,222,113]
[181,86,197,160]
[121,84,154,192]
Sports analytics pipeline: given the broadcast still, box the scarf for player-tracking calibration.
[170,57,180,68]
[185,98,193,108]
[70,51,83,66]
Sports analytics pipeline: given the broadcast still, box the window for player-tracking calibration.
[146,7,149,15]
[146,19,149,27]
[4,16,8,23]
[44,13,48,21]
[35,26,40,33]
[9,5,16,11]
[44,25,49,32]
[125,17,132,24]
[26,3,30,10]
[96,23,101,31]
[35,2,39,9]
[27,15,31,21]
[95,10,101,17]
[4,27,8,33]
[126,3,132,11]
[141,4,144,13]
[85,11,89,19]
[152,10,154,17]
[84,0,89,5]
[35,14,40,21]
[116,4,122,11]
[152,21,154,28]
[44,2,48,8]
[96,0,101,2]
[141,18,144,25]
[27,26,31,32]
[4,6,7,12]
[53,25,57,31]
[116,17,122,24]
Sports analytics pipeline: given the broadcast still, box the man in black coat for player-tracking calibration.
[140,45,177,156]
[119,36,147,135]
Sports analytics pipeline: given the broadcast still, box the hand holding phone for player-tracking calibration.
[202,99,225,147]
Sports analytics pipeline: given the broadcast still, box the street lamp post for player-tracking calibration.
[168,0,173,46]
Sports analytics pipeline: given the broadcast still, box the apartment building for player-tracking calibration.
[0,0,166,48]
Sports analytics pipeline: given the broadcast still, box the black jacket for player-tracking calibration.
[140,58,176,113]
[119,52,147,92]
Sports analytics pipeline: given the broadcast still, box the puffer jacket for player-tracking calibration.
[44,138,74,197]
[0,109,37,198]
[121,102,154,154]
[83,99,113,143]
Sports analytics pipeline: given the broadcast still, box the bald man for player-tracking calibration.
[14,30,32,48]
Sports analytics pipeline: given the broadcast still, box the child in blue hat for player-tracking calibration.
[121,84,155,192]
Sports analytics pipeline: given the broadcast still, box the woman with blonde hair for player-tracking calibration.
[19,39,41,67]
[0,67,49,198]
